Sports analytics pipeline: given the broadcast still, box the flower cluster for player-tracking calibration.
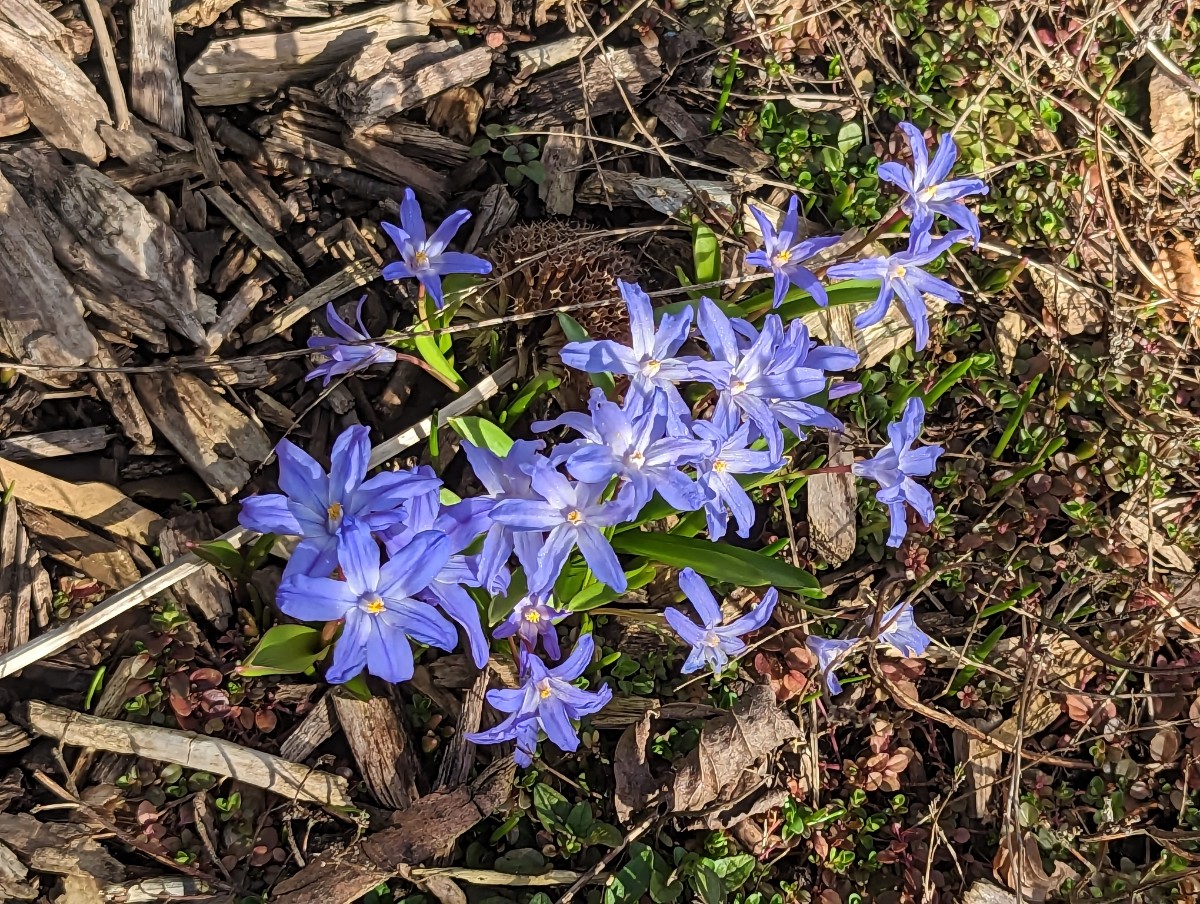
[806,601,933,695]
[238,122,982,765]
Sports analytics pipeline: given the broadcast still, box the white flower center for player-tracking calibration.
[413,249,430,268]
[628,450,646,467]
[643,359,662,377]
[713,459,728,474]
[537,679,554,700]
[566,509,584,524]
[361,594,385,615]
[731,379,748,395]
[773,249,792,266]
[889,263,908,280]
[918,186,937,203]
[702,631,721,649]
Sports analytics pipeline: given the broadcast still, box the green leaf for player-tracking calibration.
[605,844,655,904]
[191,539,245,579]
[520,160,546,185]
[588,821,624,848]
[500,371,562,427]
[237,625,329,677]
[450,416,513,456]
[567,561,657,611]
[836,121,864,154]
[978,6,1000,26]
[692,866,724,904]
[494,849,547,875]
[708,854,756,891]
[532,784,571,834]
[692,223,720,286]
[566,802,594,837]
[610,533,823,596]
[413,331,467,391]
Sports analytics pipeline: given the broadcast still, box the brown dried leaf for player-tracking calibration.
[1150,727,1181,766]
[1146,69,1196,174]
[614,711,661,826]
[1029,267,1103,336]
[995,311,1024,375]
[671,684,800,813]
[1153,239,1200,309]
[993,830,1076,903]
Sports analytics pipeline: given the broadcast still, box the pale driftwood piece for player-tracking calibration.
[244,259,380,345]
[517,46,662,128]
[272,758,516,904]
[101,878,213,904]
[962,881,1017,904]
[704,134,772,172]
[0,428,112,461]
[341,133,448,206]
[0,169,96,371]
[510,35,592,74]
[4,154,207,347]
[183,1,434,106]
[0,362,517,680]
[203,186,309,286]
[0,456,161,546]
[21,701,351,808]
[157,513,233,628]
[539,126,583,217]
[221,161,287,232]
[434,669,489,795]
[576,170,736,216]
[0,94,29,137]
[318,41,494,133]
[76,283,168,353]
[133,372,272,503]
[203,269,273,354]
[331,690,420,810]
[185,103,222,184]
[0,22,110,164]
[88,340,156,454]
[129,0,184,135]
[424,86,483,143]
[361,119,472,166]
[279,692,337,762]
[18,503,144,590]
[806,433,855,566]
[0,813,125,882]
[0,502,33,655]
[0,715,31,754]
[0,0,71,46]
[173,0,239,27]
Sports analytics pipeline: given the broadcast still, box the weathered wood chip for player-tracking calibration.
[183,1,434,106]
[319,40,494,133]
[0,94,29,137]
[0,813,125,882]
[18,503,144,590]
[134,373,272,503]
[157,512,233,628]
[807,433,856,566]
[518,46,662,128]
[244,259,381,345]
[538,126,584,217]
[129,0,184,136]
[0,169,96,372]
[0,19,111,163]
[1146,68,1196,175]
[0,501,52,654]
[331,689,420,810]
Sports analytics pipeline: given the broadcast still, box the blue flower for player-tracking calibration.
[852,398,943,547]
[559,280,699,429]
[305,297,398,386]
[380,188,492,309]
[745,195,839,309]
[493,592,566,660]
[466,634,612,767]
[689,299,835,458]
[766,319,859,438]
[489,461,634,595]
[380,475,493,669]
[541,390,709,512]
[460,439,547,596]
[664,568,778,674]
[826,230,968,351]
[692,416,779,540]
[805,635,859,695]
[871,602,931,658]
[276,528,459,684]
[238,426,440,579]
[879,123,988,245]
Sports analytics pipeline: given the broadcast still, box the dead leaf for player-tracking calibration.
[614,711,661,826]
[1146,69,1196,174]
[1150,726,1181,767]
[671,684,800,813]
[1029,267,1103,335]
[954,727,1003,822]
[1117,495,1195,572]
[1153,239,1200,309]
[993,830,1077,902]
[963,880,1018,904]
[995,311,1024,374]
[0,813,125,883]
[992,637,1096,746]
[426,86,484,144]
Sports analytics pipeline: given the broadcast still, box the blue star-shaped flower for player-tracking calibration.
[664,568,778,674]
[745,195,839,309]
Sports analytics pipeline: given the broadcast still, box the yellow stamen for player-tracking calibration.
[538,682,553,699]
[919,186,937,202]
[364,595,385,615]
[773,249,792,265]
[713,459,728,474]
[524,609,542,623]
[893,264,907,279]
[644,359,662,377]
[566,510,583,524]
[413,250,430,268]
[731,379,748,394]
[628,450,645,466]
[326,502,343,522]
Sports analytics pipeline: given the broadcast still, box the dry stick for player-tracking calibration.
[24,701,351,807]
[78,0,131,130]
[0,361,517,680]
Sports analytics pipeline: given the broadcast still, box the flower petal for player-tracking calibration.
[275,439,329,518]
[399,188,427,246]
[678,567,721,626]
[550,633,596,682]
[575,524,626,592]
[425,209,472,256]
[431,250,492,276]
[364,618,416,683]
[326,613,370,684]
[538,698,580,753]
[277,575,356,622]
[329,425,370,505]
[378,530,452,598]
[239,493,302,536]
[723,587,778,636]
